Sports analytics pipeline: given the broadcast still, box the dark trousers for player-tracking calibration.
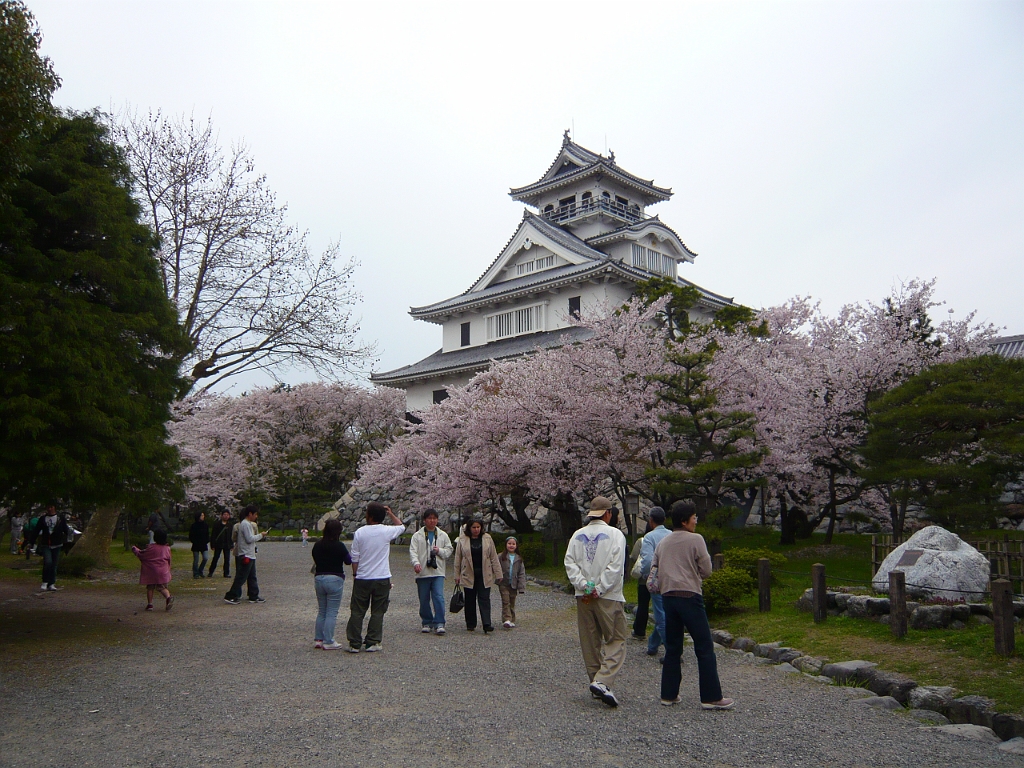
[42,546,61,586]
[347,578,391,649]
[225,556,258,600]
[463,577,492,630]
[633,581,651,636]
[661,594,723,703]
[209,546,231,576]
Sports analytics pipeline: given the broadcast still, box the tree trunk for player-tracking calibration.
[71,504,120,567]
[548,492,581,543]
[778,493,797,545]
[494,492,534,534]
[823,469,838,545]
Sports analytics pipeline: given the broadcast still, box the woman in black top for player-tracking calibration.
[189,511,210,578]
[312,519,352,649]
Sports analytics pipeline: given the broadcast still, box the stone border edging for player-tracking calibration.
[708,627,1024,743]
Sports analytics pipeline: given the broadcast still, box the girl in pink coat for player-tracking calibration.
[132,529,174,611]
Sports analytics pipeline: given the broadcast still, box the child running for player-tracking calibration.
[131,530,174,611]
[497,536,527,628]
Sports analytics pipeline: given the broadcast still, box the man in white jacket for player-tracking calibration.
[564,496,627,708]
[409,509,454,635]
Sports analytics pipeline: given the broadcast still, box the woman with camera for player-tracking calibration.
[409,509,454,634]
[453,518,502,633]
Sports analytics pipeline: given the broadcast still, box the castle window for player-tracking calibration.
[486,303,544,341]
[516,260,535,276]
[568,296,581,319]
[632,243,674,276]
[544,204,554,215]
[581,191,593,210]
[460,322,470,347]
[631,243,647,270]
[432,389,449,404]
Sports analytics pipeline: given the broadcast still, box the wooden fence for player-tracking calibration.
[871,534,1024,594]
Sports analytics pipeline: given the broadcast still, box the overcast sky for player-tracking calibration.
[31,0,1024,391]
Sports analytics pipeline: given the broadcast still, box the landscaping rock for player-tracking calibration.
[872,525,990,600]
[865,597,890,615]
[947,695,997,729]
[836,687,877,700]
[768,647,803,664]
[792,656,825,675]
[852,695,903,711]
[993,713,1024,742]
[949,620,966,630]
[998,737,1024,755]
[772,663,799,674]
[835,593,851,611]
[968,602,993,617]
[803,674,832,684]
[909,685,958,712]
[950,604,971,623]
[920,724,1001,744]
[753,641,782,658]
[796,588,813,612]
[732,637,756,652]
[845,595,872,619]
[821,660,878,683]
[906,709,951,726]
[910,604,953,630]
[974,615,994,625]
[710,629,733,647]
[742,652,756,661]
[858,669,917,704]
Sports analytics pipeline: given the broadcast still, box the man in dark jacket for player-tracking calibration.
[208,510,234,578]
[30,505,69,591]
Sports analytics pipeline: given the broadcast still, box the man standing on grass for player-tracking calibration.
[564,496,628,708]
[224,505,268,605]
[409,508,453,635]
[347,502,405,652]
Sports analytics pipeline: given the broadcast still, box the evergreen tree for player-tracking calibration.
[860,355,1024,531]
[0,112,188,563]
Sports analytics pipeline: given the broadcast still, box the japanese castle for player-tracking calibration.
[371,133,737,411]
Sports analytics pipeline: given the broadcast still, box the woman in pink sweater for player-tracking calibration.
[131,529,174,611]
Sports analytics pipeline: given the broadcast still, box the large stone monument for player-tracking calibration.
[872,526,990,601]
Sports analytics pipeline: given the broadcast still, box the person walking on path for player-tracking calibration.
[497,536,526,629]
[346,502,405,652]
[131,530,174,611]
[146,509,165,545]
[30,505,70,591]
[312,519,352,650]
[638,507,671,659]
[189,511,210,578]
[453,519,502,633]
[208,510,234,578]
[564,496,628,708]
[409,508,453,635]
[654,501,733,710]
[224,506,268,605]
[9,510,26,555]
[630,516,656,639]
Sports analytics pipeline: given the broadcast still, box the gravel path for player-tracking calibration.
[1,543,1021,768]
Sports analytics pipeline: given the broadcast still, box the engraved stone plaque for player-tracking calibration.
[896,549,924,567]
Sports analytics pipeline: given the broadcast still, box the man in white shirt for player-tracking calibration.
[224,505,268,605]
[564,496,627,708]
[346,502,405,652]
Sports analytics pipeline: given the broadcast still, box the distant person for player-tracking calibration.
[639,507,670,659]
[312,519,352,650]
[301,528,310,547]
[208,510,234,578]
[25,510,39,560]
[409,508,453,635]
[146,509,165,545]
[346,503,405,652]
[224,505,268,605]
[453,519,501,633]
[189,511,210,578]
[132,530,173,611]
[654,501,733,710]
[9,510,26,555]
[630,516,656,639]
[564,496,627,708]
[30,505,70,591]
[497,536,527,629]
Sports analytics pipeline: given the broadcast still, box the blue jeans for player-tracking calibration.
[416,576,445,628]
[647,593,666,654]
[314,575,345,644]
[192,550,208,577]
[42,546,61,586]
[661,594,723,703]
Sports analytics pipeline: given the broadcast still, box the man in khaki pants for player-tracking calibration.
[564,496,628,707]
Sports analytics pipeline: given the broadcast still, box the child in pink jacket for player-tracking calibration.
[132,529,174,611]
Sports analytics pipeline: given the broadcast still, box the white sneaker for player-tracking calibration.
[502,620,512,629]
[508,622,516,628]
[47,585,58,591]
[314,641,324,649]
[322,642,343,650]
[364,644,382,653]
[421,626,431,633]
[41,584,48,591]
[435,626,446,635]
[589,681,619,708]
[346,646,360,653]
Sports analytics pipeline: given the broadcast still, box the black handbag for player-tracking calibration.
[449,585,465,613]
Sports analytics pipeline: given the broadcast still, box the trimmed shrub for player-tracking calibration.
[517,539,547,568]
[702,566,755,614]
[59,554,96,577]
[724,547,787,579]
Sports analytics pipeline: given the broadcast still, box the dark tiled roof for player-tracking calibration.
[991,334,1024,358]
[585,216,698,259]
[370,326,595,384]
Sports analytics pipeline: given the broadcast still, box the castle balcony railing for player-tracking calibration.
[541,197,650,226]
